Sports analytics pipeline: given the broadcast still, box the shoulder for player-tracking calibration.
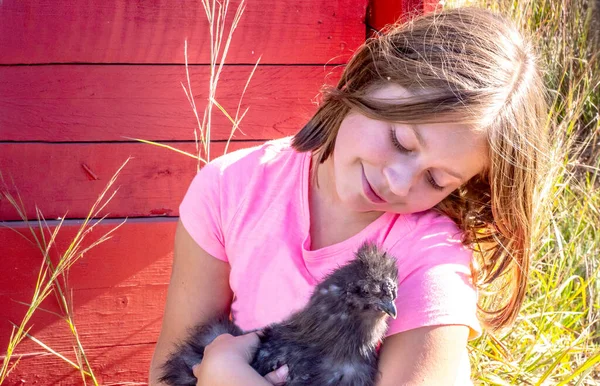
[188,136,302,199]
[178,137,304,261]
[386,210,471,267]
[182,135,308,222]
[384,210,481,340]
[401,209,465,239]
[203,136,298,179]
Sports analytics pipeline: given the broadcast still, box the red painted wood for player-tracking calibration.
[3,342,156,384]
[0,0,368,65]
[1,219,176,295]
[367,0,441,31]
[0,65,340,142]
[1,285,167,355]
[1,220,175,384]
[0,141,264,221]
[422,0,443,13]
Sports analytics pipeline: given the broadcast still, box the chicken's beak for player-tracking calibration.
[378,300,397,319]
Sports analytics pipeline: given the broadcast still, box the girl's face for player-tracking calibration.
[325,84,489,215]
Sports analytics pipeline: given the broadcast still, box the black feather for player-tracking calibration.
[160,241,399,386]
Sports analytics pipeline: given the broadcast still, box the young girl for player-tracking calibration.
[149,6,549,385]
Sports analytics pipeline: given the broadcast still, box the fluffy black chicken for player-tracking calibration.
[160,242,399,386]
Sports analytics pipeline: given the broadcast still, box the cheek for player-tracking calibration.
[397,188,450,213]
[335,115,392,161]
[337,136,392,169]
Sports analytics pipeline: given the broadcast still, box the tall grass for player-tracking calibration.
[130,0,259,168]
[444,0,600,384]
[0,159,130,384]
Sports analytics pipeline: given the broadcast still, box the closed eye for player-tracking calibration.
[390,128,445,191]
[426,171,444,191]
[389,128,411,153]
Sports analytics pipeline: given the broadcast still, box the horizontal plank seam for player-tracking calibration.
[0,139,271,145]
[1,217,180,226]
[2,341,160,359]
[0,62,347,67]
[4,282,169,298]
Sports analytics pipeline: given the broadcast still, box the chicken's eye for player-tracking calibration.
[354,280,370,295]
[370,284,381,294]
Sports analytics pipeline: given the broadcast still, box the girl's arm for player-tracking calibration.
[148,220,287,386]
[376,325,470,385]
[148,220,233,385]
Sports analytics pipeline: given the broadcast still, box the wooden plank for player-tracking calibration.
[0,141,262,221]
[1,219,176,295]
[367,0,439,31]
[2,342,156,384]
[0,220,170,384]
[1,285,167,357]
[0,64,339,142]
[0,0,368,65]
[0,219,171,380]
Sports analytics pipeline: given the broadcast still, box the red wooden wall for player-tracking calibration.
[0,0,433,384]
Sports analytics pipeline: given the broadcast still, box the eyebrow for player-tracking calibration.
[407,124,466,182]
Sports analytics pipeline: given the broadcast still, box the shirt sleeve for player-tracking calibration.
[385,219,481,340]
[178,162,228,262]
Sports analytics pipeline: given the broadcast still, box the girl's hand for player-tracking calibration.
[192,332,288,386]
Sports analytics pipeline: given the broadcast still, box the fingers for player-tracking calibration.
[239,332,261,360]
[202,332,261,363]
[192,362,201,378]
[242,331,261,345]
[192,332,276,383]
[263,364,289,385]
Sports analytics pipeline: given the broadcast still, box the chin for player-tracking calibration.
[382,203,422,215]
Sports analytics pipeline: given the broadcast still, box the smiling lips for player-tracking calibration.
[361,165,387,204]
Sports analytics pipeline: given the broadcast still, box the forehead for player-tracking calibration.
[369,83,479,126]
[369,83,413,100]
[370,83,490,175]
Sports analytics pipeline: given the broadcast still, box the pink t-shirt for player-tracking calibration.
[179,137,481,384]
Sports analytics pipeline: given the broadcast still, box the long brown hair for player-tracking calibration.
[292,7,550,331]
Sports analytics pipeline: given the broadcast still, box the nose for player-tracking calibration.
[383,164,417,197]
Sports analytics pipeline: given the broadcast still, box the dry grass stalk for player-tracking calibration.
[0,159,130,384]
[128,0,259,168]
